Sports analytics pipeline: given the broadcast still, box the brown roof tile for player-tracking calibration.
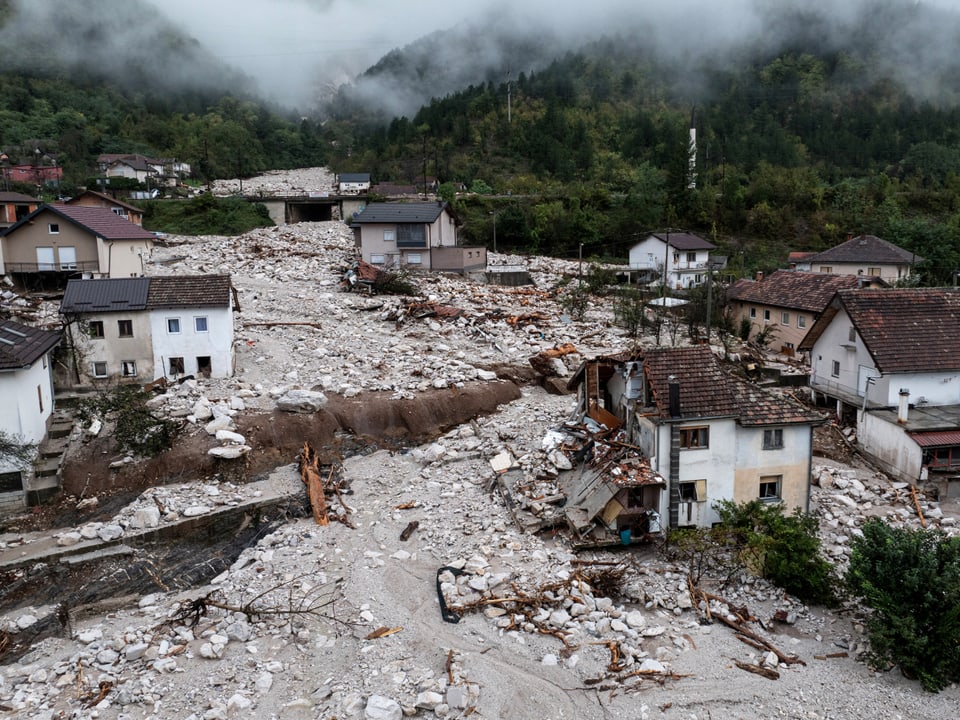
[146,275,232,309]
[809,234,921,265]
[642,345,740,419]
[834,288,960,373]
[3,204,155,241]
[727,270,861,313]
[731,378,826,426]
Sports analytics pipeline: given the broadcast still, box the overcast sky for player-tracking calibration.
[143,0,960,109]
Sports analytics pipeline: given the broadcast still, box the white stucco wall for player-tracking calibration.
[809,308,875,399]
[0,357,54,473]
[811,261,912,284]
[97,238,152,278]
[150,306,234,379]
[734,425,812,512]
[628,237,710,289]
[858,412,922,482]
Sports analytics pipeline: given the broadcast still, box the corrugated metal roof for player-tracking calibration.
[910,431,960,448]
[60,277,151,313]
[352,202,447,224]
[339,173,370,183]
[0,318,61,371]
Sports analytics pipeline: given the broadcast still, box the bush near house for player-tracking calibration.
[76,386,180,458]
[847,519,960,692]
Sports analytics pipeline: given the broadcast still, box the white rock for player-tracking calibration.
[57,532,83,546]
[96,525,124,541]
[216,430,246,445]
[364,694,402,720]
[208,445,251,459]
[15,614,38,629]
[205,415,235,435]
[276,389,327,413]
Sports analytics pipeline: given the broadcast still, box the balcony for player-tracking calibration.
[3,260,100,273]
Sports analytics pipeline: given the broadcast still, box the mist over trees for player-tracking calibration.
[2,0,960,282]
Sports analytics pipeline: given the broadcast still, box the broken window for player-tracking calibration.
[929,446,960,468]
[759,475,782,501]
[88,320,104,338]
[196,356,211,378]
[679,426,709,449]
[121,360,137,377]
[763,428,783,450]
[118,319,133,337]
[679,479,707,502]
[169,356,184,375]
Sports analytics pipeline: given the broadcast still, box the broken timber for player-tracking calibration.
[299,442,329,526]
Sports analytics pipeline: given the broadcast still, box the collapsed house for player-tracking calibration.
[498,346,825,548]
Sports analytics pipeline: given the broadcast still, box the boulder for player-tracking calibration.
[276,389,328,413]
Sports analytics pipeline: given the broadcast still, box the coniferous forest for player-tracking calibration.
[3,0,960,283]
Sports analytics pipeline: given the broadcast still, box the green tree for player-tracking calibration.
[847,519,960,692]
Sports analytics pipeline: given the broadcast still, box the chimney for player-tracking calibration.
[755,271,764,282]
[668,375,681,418]
[898,389,910,424]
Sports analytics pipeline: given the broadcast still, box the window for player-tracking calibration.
[929,446,960,468]
[117,319,133,337]
[797,315,806,329]
[763,309,771,323]
[48,223,59,234]
[111,207,128,218]
[679,479,707,501]
[406,253,422,265]
[121,360,137,377]
[686,251,697,262]
[819,266,833,273]
[88,321,104,338]
[383,230,395,242]
[763,428,784,450]
[396,223,426,248]
[867,267,881,276]
[58,246,77,270]
[848,326,856,342]
[370,254,385,265]
[759,475,782,502]
[0,470,24,492]
[36,247,54,271]
[167,318,181,334]
[679,426,709,449]
[749,307,756,319]
[194,316,208,333]
[169,356,184,375]
[92,361,108,378]
[831,360,840,377]
[781,311,790,325]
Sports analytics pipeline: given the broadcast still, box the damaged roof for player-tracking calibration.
[642,345,740,420]
[732,379,826,426]
[351,202,449,224]
[0,318,60,371]
[727,270,862,313]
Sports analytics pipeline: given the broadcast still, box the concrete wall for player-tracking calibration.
[809,308,875,400]
[858,412,922,482]
[65,311,154,385]
[150,306,234,379]
[360,211,458,271]
[100,239,151,278]
[432,246,487,273]
[733,425,812,512]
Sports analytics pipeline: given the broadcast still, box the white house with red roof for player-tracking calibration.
[0,203,155,279]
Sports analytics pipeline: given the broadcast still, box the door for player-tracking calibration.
[36,247,54,271]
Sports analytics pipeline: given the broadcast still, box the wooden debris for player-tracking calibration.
[365,626,403,640]
[244,321,324,329]
[394,501,417,510]
[814,652,849,660]
[299,442,329,526]
[399,520,419,541]
[733,659,780,680]
[910,484,927,527]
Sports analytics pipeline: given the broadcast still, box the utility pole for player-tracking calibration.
[578,243,584,287]
[506,70,512,125]
[705,267,713,344]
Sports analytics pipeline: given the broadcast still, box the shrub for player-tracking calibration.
[715,499,840,606]
[847,519,960,691]
[559,284,590,321]
[76,385,179,457]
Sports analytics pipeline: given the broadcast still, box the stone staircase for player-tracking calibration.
[29,409,76,503]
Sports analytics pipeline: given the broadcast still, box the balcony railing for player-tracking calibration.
[3,260,100,273]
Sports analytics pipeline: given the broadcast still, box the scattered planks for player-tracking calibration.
[733,659,779,680]
[910,484,927,527]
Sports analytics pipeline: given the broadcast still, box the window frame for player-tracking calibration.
[117,319,133,338]
[679,479,708,502]
[166,317,181,334]
[797,315,806,329]
[169,356,185,375]
[749,307,756,319]
[763,309,771,323]
[92,361,108,378]
[780,311,790,325]
[48,223,59,234]
[88,320,105,338]
[406,253,423,265]
[763,428,784,450]
[679,426,710,450]
[121,360,137,377]
[194,316,209,333]
[759,475,782,502]
[382,230,395,242]
[831,360,840,377]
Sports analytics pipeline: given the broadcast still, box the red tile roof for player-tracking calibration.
[809,234,921,265]
[3,204,155,241]
[727,270,861,313]
[812,288,960,373]
[147,275,232,309]
[642,345,740,419]
[732,378,826,426]
[911,430,960,448]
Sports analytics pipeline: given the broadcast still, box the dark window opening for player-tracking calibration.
[117,319,133,337]
[397,223,427,248]
[169,356,184,375]
[196,356,211,378]
[0,471,24,492]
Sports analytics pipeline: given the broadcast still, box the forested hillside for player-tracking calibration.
[2,0,960,282]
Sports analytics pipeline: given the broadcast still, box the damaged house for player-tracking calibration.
[565,346,824,535]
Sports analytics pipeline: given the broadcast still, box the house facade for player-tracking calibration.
[627,232,716,290]
[65,190,144,226]
[726,270,863,356]
[338,173,371,195]
[799,288,960,496]
[0,204,154,279]
[793,234,920,284]
[59,275,234,386]
[352,201,485,272]
[0,191,38,229]
[0,319,61,513]
[569,346,823,529]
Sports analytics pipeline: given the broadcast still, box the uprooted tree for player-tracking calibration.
[0,430,36,467]
[76,385,180,457]
[847,519,960,692]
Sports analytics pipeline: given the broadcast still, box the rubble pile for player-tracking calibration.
[209,167,337,197]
